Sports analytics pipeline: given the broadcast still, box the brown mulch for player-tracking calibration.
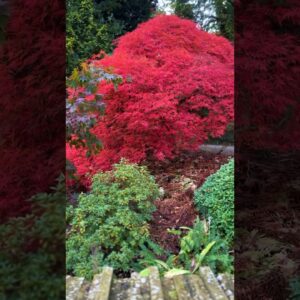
[145,150,231,253]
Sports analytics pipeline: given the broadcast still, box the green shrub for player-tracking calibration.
[66,160,159,279]
[194,159,234,248]
[0,176,65,299]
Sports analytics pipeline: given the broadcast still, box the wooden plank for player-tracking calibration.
[162,277,178,300]
[87,267,113,300]
[130,272,151,300]
[109,278,131,300]
[99,267,114,300]
[187,275,214,300]
[66,276,86,300]
[194,275,215,300]
[87,274,102,300]
[173,274,213,300]
[216,274,234,300]
[199,267,228,300]
[148,266,164,300]
[173,275,191,300]
[66,267,232,300]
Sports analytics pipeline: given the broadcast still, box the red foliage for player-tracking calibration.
[0,1,65,220]
[235,0,300,150]
[67,15,233,182]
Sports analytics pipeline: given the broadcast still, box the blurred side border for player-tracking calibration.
[235,0,300,299]
[0,0,65,299]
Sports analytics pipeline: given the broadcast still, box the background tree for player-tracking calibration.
[164,0,233,40]
[94,0,158,32]
[194,0,233,40]
[67,0,158,75]
[170,0,195,20]
[67,0,113,75]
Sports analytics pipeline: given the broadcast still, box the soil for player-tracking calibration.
[145,150,231,253]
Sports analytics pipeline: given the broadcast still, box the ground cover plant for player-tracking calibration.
[140,217,233,276]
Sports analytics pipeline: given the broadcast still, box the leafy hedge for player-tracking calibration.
[66,160,159,279]
[194,159,234,248]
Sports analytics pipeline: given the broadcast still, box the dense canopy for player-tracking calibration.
[67,15,234,184]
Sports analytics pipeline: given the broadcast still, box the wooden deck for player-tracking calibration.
[66,266,234,300]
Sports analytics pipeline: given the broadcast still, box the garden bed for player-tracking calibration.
[145,150,232,252]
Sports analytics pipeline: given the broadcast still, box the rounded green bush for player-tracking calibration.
[194,159,234,248]
[66,159,159,279]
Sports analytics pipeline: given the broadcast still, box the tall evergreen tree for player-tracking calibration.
[67,0,158,74]
[67,0,113,75]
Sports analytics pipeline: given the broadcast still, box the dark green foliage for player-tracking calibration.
[67,0,158,75]
[194,159,234,249]
[175,218,233,274]
[289,276,300,300]
[171,0,195,20]
[163,0,233,40]
[94,0,157,33]
[213,0,233,40]
[140,218,233,275]
[194,0,233,40]
[66,160,159,279]
[0,176,65,299]
[66,0,113,75]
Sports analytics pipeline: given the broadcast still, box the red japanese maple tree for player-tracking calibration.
[0,0,65,219]
[67,15,234,183]
[235,0,300,151]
